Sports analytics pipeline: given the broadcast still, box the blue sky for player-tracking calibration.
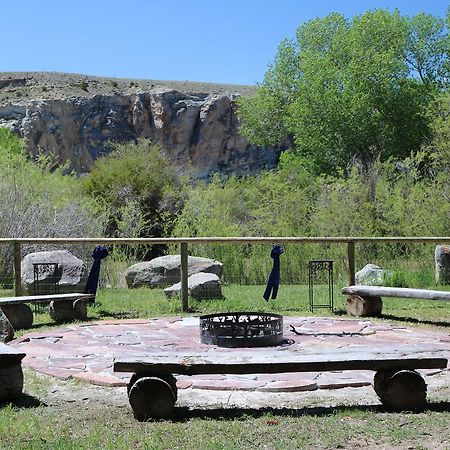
[2,0,448,85]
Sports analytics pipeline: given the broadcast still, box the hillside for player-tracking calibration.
[0,72,256,106]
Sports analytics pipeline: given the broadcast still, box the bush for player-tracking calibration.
[171,154,448,285]
[81,139,185,258]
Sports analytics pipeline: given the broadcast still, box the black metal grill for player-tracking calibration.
[199,312,283,348]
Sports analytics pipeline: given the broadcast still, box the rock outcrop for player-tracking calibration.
[0,74,279,177]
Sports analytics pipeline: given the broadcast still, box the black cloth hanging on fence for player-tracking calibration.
[84,246,109,296]
[263,244,284,301]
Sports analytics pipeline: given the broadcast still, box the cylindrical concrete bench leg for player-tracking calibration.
[1,304,34,330]
[128,374,178,421]
[346,295,383,317]
[49,299,87,322]
[0,361,24,401]
[373,368,427,411]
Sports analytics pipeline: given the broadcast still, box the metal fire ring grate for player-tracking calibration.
[199,312,284,348]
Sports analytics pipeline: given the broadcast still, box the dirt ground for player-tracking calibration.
[21,366,450,415]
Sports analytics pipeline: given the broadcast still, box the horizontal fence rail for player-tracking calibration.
[1,237,450,244]
[1,236,449,311]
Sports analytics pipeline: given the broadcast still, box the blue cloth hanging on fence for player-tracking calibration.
[263,244,284,301]
[84,246,109,296]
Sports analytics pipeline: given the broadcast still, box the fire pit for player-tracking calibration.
[199,312,283,348]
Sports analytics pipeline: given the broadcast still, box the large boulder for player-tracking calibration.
[164,272,223,300]
[435,245,450,285]
[21,250,87,295]
[125,255,223,288]
[355,264,392,286]
[0,308,14,342]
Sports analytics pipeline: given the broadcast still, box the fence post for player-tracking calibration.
[180,242,189,312]
[347,241,356,286]
[13,242,22,296]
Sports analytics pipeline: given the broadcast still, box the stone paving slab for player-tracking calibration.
[10,316,450,392]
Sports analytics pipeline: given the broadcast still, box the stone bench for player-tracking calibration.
[114,346,448,420]
[0,343,26,401]
[0,293,95,329]
[342,285,450,317]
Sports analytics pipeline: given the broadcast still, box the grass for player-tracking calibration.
[10,282,449,333]
[1,386,449,449]
[1,283,450,449]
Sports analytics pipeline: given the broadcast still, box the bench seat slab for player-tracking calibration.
[114,347,447,376]
[342,285,450,301]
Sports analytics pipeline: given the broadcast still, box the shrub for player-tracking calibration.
[81,139,185,258]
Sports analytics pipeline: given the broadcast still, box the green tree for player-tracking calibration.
[238,10,448,175]
[81,139,185,240]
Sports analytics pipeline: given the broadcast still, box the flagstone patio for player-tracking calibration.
[10,317,450,392]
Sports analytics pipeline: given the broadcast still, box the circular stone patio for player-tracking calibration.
[11,317,450,393]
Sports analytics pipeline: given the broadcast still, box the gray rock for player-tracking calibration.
[435,245,450,285]
[164,272,223,300]
[125,255,223,288]
[355,264,392,286]
[21,250,87,295]
[0,308,14,342]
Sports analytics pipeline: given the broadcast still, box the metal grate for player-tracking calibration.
[33,263,60,295]
[200,312,283,348]
[32,262,60,312]
[308,259,334,312]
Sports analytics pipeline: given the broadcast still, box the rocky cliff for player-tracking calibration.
[0,73,279,176]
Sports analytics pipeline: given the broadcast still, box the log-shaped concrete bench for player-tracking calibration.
[342,285,450,317]
[0,293,95,329]
[114,346,448,420]
[0,342,26,401]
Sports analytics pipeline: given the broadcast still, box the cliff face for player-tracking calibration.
[0,74,278,177]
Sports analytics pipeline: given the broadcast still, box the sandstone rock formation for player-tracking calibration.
[125,255,223,288]
[0,73,279,177]
[21,250,87,294]
[164,272,223,299]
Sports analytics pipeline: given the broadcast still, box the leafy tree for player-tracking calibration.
[238,10,448,175]
[427,91,450,171]
[81,139,185,241]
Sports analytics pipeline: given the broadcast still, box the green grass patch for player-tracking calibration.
[1,399,449,449]
[7,283,449,335]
